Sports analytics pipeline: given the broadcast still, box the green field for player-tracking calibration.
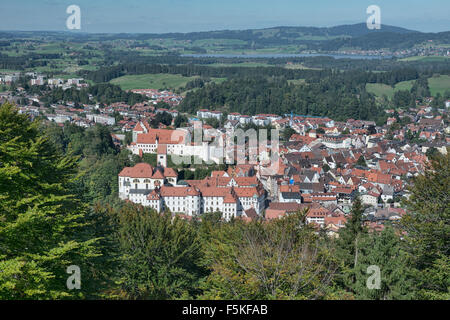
[428,75,450,96]
[110,74,199,90]
[110,74,227,91]
[208,62,272,68]
[399,56,450,62]
[366,80,414,99]
[288,79,306,85]
[366,75,450,98]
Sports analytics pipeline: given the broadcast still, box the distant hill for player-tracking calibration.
[0,23,422,40]
[131,23,418,42]
[0,23,447,52]
[323,23,417,37]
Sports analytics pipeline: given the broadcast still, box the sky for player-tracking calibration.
[0,0,449,33]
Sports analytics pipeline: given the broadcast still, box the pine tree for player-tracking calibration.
[201,211,338,300]
[0,103,101,299]
[335,197,367,293]
[356,156,367,167]
[115,204,205,299]
[401,153,450,299]
[352,226,414,300]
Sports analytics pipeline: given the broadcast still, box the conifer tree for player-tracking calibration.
[352,226,414,300]
[401,153,450,299]
[115,204,205,299]
[335,197,368,293]
[0,103,101,299]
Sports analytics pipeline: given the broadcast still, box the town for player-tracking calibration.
[2,71,448,237]
[1,5,449,302]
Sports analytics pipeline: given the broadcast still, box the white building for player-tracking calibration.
[119,163,266,221]
[196,109,223,120]
[30,76,44,86]
[67,78,83,86]
[361,192,379,207]
[129,121,223,164]
[87,114,116,126]
[118,163,178,200]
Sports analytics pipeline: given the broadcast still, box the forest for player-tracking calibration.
[178,68,441,123]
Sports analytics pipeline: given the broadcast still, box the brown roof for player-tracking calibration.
[243,208,258,219]
[119,163,153,178]
[136,128,186,145]
[163,167,177,177]
[268,202,305,212]
[160,186,200,197]
[157,144,167,154]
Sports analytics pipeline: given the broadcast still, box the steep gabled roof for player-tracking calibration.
[119,163,153,178]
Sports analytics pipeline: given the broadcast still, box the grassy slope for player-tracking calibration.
[366,75,450,98]
[428,75,450,96]
[110,74,227,91]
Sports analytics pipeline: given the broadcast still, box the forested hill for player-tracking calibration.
[1,23,416,41]
[129,23,417,41]
[3,23,446,52]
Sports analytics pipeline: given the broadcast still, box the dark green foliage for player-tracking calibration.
[41,83,145,106]
[352,227,414,300]
[356,156,367,167]
[200,211,339,300]
[401,153,450,299]
[180,75,384,122]
[0,103,101,299]
[393,90,415,109]
[174,114,189,128]
[150,112,173,128]
[115,204,205,299]
[334,198,367,292]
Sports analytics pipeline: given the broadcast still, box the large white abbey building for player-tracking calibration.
[119,162,266,221]
[127,120,224,165]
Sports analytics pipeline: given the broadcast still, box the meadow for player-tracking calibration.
[366,75,450,98]
[110,73,227,91]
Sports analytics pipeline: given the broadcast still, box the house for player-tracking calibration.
[324,214,347,238]
[241,208,259,222]
[279,191,303,204]
[265,202,305,220]
[160,186,202,216]
[224,120,239,130]
[196,109,222,120]
[306,206,331,227]
[361,192,379,207]
[381,185,394,203]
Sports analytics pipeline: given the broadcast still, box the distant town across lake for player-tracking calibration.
[182,53,394,60]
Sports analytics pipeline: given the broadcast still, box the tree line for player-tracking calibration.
[180,75,387,124]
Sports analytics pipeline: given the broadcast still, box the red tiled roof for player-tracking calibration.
[119,163,153,178]
[160,186,200,197]
[136,129,186,145]
[163,167,177,177]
